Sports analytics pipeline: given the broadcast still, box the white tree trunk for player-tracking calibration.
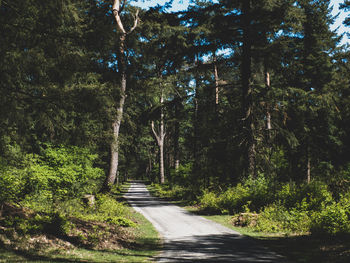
[151,88,166,184]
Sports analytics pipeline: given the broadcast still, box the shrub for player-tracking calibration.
[215,174,272,214]
[218,183,250,214]
[106,216,136,227]
[1,144,104,206]
[298,181,333,211]
[311,202,350,235]
[0,166,26,204]
[199,191,220,214]
[256,204,311,233]
[243,174,273,211]
[275,181,299,208]
[275,180,333,211]
[95,194,129,217]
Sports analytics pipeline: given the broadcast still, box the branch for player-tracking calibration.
[161,131,166,141]
[112,0,120,13]
[127,9,140,34]
[112,0,126,34]
[151,121,161,145]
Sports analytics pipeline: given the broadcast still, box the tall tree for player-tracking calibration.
[102,0,139,191]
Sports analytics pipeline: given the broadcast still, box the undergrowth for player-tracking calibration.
[151,175,350,236]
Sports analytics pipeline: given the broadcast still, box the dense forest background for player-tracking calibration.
[1,0,350,237]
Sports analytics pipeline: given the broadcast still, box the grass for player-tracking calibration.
[0,208,160,263]
[0,182,161,263]
[1,219,160,263]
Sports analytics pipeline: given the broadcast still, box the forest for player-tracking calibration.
[1,0,350,262]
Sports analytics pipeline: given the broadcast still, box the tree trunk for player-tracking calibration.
[151,85,166,184]
[103,32,127,191]
[242,0,255,178]
[159,91,165,184]
[307,146,311,184]
[265,71,272,133]
[174,101,180,171]
[102,1,139,192]
[213,51,219,106]
[193,57,201,187]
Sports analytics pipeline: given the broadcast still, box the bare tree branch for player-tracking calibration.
[151,121,161,145]
[128,9,140,34]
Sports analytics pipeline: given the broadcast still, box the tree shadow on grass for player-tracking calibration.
[0,238,161,263]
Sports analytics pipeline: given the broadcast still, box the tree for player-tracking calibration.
[102,0,139,191]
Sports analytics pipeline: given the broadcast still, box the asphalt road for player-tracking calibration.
[124,181,287,262]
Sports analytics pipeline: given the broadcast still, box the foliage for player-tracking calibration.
[0,144,104,206]
[149,183,197,202]
[256,204,311,233]
[199,191,221,214]
[194,177,350,234]
[199,174,273,214]
[310,194,350,235]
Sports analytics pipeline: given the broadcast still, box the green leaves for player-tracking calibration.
[0,145,104,205]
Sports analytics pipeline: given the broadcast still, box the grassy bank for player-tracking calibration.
[0,184,161,263]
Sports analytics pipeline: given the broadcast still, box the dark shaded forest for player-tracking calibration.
[1,0,350,253]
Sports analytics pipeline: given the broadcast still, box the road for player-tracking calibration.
[124,181,287,262]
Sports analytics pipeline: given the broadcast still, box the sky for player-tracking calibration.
[131,0,349,45]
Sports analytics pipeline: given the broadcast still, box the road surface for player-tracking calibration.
[124,181,287,262]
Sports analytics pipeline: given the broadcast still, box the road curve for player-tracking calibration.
[124,181,287,262]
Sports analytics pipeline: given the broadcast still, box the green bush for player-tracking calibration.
[256,204,311,233]
[311,202,350,235]
[203,174,272,214]
[95,194,129,217]
[217,183,249,214]
[243,174,273,211]
[1,144,104,206]
[106,216,136,227]
[298,181,334,211]
[0,166,26,203]
[275,180,333,211]
[199,191,220,213]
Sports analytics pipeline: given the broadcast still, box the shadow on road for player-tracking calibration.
[156,233,286,262]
